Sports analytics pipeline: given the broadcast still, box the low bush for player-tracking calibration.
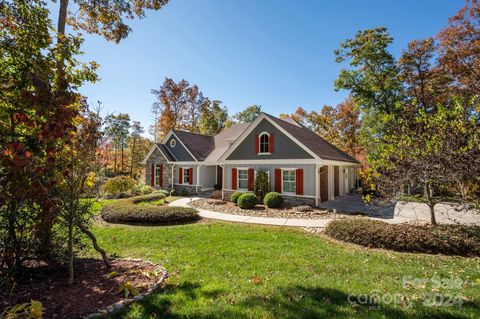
[263,192,284,208]
[103,176,136,196]
[170,189,176,196]
[153,189,170,197]
[238,193,258,209]
[101,195,199,225]
[180,188,189,196]
[254,171,270,201]
[131,193,166,204]
[230,191,243,204]
[325,218,480,257]
[132,184,154,196]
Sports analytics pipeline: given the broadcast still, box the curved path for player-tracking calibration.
[169,197,331,228]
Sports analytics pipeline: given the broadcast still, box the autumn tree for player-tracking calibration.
[151,78,208,140]
[129,121,145,177]
[233,104,262,123]
[104,113,131,175]
[199,99,229,135]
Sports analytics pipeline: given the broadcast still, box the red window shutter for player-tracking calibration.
[255,134,259,154]
[160,164,163,187]
[248,168,254,191]
[275,168,282,193]
[189,168,193,185]
[270,133,274,153]
[232,168,237,190]
[179,167,183,184]
[296,169,304,195]
[150,163,154,186]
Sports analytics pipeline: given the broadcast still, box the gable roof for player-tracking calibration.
[157,144,176,162]
[172,130,215,161]
[203,123,250,163]
[267,114,359,163]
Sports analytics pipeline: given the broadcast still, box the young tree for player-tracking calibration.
[233,105,262,123]
[129,121,145,177]
[199,99,229,135]
[104,113,131,175]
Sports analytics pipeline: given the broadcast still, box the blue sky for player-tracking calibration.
[74,0,463,135]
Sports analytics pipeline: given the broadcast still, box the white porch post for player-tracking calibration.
[328,165,335,201]
[220,164,225,200]
[171,163,176,191]
[196,165,201,195]
[315,164,320,207]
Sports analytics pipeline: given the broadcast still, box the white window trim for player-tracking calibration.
[170,139,176,147]
[281,168,296,195]
[182,167,191,185]
[258,131,270,155]
[154,163,161,186]
[236,167,249,191]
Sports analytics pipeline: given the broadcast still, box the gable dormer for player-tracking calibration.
[164,133,195,161]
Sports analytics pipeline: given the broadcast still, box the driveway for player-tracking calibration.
[319,194,480,225]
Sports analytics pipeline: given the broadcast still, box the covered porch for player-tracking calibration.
[315,162,359,206]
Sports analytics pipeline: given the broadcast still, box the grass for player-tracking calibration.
[90,221,480,318]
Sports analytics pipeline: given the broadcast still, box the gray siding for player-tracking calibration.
[223,163,316,196]
[226,119,313,160]
[174,165,198,185]
[199,165,216,189]
[165,135,195,161]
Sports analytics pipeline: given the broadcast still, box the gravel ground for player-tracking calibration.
[190,198,341,220]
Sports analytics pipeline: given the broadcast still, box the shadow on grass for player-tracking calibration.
[116,282,478,319]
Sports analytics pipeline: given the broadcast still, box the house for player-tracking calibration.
[142,113,359,206]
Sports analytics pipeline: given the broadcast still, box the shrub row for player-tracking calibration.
[101,195,199,225]
[230,191,285,209]
[325,218,480,257]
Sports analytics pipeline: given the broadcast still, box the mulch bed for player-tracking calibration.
[190,198,340,219]
[1,258,166,318]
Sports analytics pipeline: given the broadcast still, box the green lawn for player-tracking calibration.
[91,222,480,319]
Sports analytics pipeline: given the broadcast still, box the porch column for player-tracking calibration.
[315,164,320,207]
[196,165,201,195]
[328,165,335,201]
[220,164,225,200]
[171,164,176,191]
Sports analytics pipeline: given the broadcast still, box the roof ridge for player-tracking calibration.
[172,129,214,138]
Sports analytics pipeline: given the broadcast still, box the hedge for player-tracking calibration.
[237,193,258,209]
[325,218,480,257]
[101,195,199,225]
[263,192,283,208]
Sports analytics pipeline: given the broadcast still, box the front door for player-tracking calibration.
[216,166,223,188]
[320,166,329,203]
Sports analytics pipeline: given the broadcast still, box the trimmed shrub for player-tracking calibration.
[237,193,258,209]
[230,191,243,204]
[132,184,154,196]
[131,193,166,204]
[263,192,284,208]
[101,194,199,225]
[180,188,189,196]
[325,218,480,257]
[103,176,136,196]
[153,189,170,196]
[254,171,271,201]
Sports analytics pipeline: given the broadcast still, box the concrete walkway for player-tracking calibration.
[169,197,331,228]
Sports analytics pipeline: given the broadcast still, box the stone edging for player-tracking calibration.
[82,258,169,319]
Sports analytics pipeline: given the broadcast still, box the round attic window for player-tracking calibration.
[170,139,176,147]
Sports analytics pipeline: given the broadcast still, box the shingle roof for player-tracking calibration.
[267,114,359,164]
[156,144,176,162]
[204,123,250,163]
[172,130,215,161]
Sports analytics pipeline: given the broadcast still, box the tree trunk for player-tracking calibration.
[429,204,437,225]
[425,182,437,225]
[56,0,69,90]
[130,138,136,178]
[79,226,111,269]
[121,144,124,174]
[67,214,74,285]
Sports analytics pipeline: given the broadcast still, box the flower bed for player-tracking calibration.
[190,198,338,220]
[0,258,167,319]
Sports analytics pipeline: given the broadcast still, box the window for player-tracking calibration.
[155,164,161,186]
[259,133,269,154]
[282,169,296,194]
[183,167,190,184]
[170,139,176,147]
[238,168,248,190]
